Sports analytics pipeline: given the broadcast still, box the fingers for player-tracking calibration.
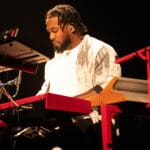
[89,110,101,124]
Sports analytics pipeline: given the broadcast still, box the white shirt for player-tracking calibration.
[37,34,121,96]
[46,45,80,96]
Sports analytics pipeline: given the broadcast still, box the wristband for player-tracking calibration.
[93,85,102,93]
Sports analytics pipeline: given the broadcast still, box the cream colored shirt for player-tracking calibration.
[37,34,121,96]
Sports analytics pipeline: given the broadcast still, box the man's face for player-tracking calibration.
[46,17,71,53]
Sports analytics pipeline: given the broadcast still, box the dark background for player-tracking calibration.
[0,0,149,98]
[0,1,150,149]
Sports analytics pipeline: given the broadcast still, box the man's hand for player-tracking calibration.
[89,110,101,124]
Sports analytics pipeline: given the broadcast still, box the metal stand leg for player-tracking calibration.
[101,105,122,150]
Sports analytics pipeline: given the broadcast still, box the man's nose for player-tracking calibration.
[49,33,55,41]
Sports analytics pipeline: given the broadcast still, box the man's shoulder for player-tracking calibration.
[84,34,109,51]
[85,34,111,48]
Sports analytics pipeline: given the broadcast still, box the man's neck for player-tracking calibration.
[67,34,84,50]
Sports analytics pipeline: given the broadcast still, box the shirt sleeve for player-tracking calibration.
[36,61,50,95]
[94,45,121,89]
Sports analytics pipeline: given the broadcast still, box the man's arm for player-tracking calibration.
[74,85,102,99]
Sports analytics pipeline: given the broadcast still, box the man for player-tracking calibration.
[37,4,121,150]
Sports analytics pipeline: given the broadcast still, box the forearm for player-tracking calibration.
[75,85,103,99]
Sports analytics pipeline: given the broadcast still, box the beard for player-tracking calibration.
[53,36,71,53]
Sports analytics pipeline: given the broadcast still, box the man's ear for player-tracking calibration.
[68,25,75,32]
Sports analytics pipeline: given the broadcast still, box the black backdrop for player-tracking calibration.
[0,0,150,98]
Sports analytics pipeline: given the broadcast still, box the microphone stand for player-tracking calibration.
[0,80,19,107]
[13,70,22,98]
[0,70,22,99]
[0,70,22,106]
[0,78,17,87]
[115,45,150,102]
